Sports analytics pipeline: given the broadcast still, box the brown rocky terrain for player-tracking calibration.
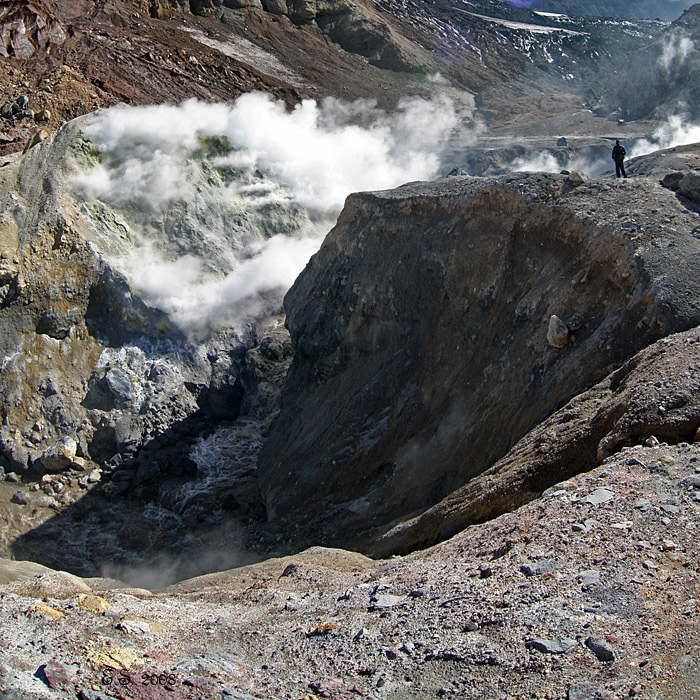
[0,436,699,699]
[0,0,670,157]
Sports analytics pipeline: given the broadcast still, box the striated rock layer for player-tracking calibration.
[259,165,700,551]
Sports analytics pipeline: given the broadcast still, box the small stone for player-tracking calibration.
[681,475,700,488]
[567,170,587,184]
[568,682,611,700]
[585,636,615,661]
[580,488,615,506]
[610,521,633,531]
[40,660,77,689]
[27,603,65,619]
[34,109,51,122]
[22,128,49,154]
[660,539,676,551]
[118,619,151,635]
[633,498,651,511]
[645,436,660,447]
[87,469,101,483]
[572,523,586,532]
[353,628,368,641]
[370,594,406,610]
[520,559,557,577]
[577,570,600,587]
[78,594,112,614]
[642,560,658,570]
[11,490,30,505]
[307,620,341,636]
[35,495,57,508]
[547,314,569,348]
[527,637,577,654]
[5,471,20,482]
[40,436,78,473]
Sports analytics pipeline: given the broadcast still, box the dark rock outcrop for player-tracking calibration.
[258,169,700,550]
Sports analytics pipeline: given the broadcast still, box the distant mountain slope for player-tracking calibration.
[532,0,696,21]
[0,0,666,153]
[608,3,700,119]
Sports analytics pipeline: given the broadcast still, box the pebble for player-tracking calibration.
[87,469,101,483]
[10,490,29,505]
[568,682,611,700]
[5,472,19,483]
[369,594,406,610]
[633,498,651,511]
[547,314,569,348]
[580,488,615,506]
[353,628,368,641]
[585,636,616,661]
[35,495,57,508]
[577,570,600,587]
[526,637,577,654]
[40,660,77,689]
[643,560,659,570]
[118,619,151,635]
[520,559,557,577]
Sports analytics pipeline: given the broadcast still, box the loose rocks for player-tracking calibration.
[547,314,569,348]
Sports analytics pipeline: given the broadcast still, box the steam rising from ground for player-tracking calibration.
[74,94,460,334]
[657,31,694,72]
[630,114,700,158]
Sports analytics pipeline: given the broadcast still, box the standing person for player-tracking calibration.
[612,139,627,178]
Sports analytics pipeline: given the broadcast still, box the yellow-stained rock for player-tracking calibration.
[88,644,139,671]
[26,603,65,619]
[78,594,112,614]
[307,620,341,636]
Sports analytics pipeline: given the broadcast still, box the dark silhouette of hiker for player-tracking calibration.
[612,140,627,178]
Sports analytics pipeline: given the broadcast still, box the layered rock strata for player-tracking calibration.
[259,167,700,551]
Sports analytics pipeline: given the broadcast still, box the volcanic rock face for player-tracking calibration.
[0,0,66,58]
[258,169,700,549]
[0,115,292,480]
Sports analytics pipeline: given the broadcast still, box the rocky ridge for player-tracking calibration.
[258,147,700,553]
[0,436,698,699]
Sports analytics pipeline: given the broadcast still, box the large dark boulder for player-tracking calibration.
[258,170,700,550]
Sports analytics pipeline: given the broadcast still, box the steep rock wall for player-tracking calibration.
[258,171,700,548]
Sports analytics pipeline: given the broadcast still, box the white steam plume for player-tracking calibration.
[74,94,461,334]
[657,31,694,72]
[630,114,700,159]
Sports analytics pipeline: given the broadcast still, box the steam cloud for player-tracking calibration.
[74,94,461,334]
[657,31,694,72]
[630,114,700,158]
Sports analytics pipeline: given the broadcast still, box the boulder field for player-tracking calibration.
[259,150,700,554]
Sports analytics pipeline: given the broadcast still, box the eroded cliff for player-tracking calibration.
[259,164,700,551]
